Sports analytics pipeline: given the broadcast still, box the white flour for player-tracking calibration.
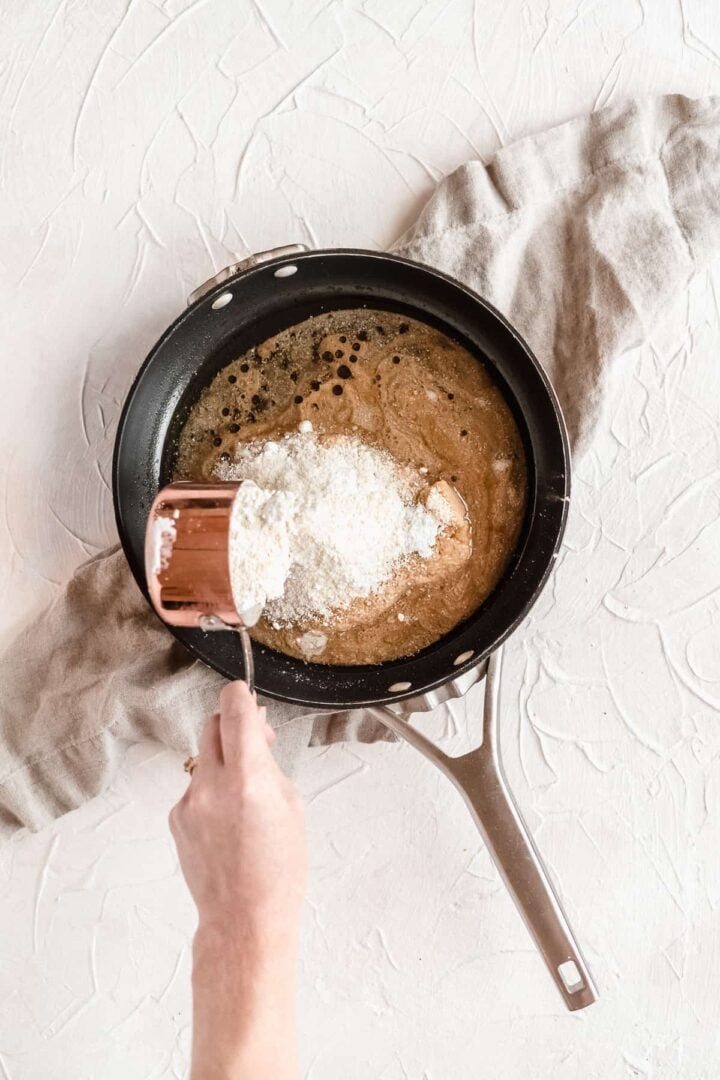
[218,425,449,626]
[148,516,177,575]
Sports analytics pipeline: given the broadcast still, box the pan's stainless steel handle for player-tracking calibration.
[187,244,309,306]
[370,647,597,1011]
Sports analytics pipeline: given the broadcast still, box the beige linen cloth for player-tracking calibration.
[2,94,719,838]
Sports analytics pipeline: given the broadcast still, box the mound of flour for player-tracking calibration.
[216,425,448,626]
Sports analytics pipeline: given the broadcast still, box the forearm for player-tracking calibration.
[191,924,299,1080]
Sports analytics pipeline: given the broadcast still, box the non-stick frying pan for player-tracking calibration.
[113,245,597,1009]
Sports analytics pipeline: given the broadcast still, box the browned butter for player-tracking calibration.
[175,309,527,664]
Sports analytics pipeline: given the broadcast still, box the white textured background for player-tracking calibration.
[2,2,720,1077]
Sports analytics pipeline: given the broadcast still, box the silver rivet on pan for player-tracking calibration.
[211,291,233,310]
[274,264,298,278]
[389,681,412,692]
[454,650,474,666]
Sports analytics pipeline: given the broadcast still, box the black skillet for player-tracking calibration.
[114,247,568,708]
[113,245,596,1009]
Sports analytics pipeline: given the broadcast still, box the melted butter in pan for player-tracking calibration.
[175,310,527,664]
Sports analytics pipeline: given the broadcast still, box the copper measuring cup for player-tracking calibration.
[144,481,256,692]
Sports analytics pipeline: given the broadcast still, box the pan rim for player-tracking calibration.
[112,247,570,709]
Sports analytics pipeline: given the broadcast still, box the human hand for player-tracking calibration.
[170,681,307,945]
[170,682,306,1079]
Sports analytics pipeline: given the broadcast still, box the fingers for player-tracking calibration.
[218,681,268,763]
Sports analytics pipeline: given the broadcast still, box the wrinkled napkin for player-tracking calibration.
[2,94,719,837]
